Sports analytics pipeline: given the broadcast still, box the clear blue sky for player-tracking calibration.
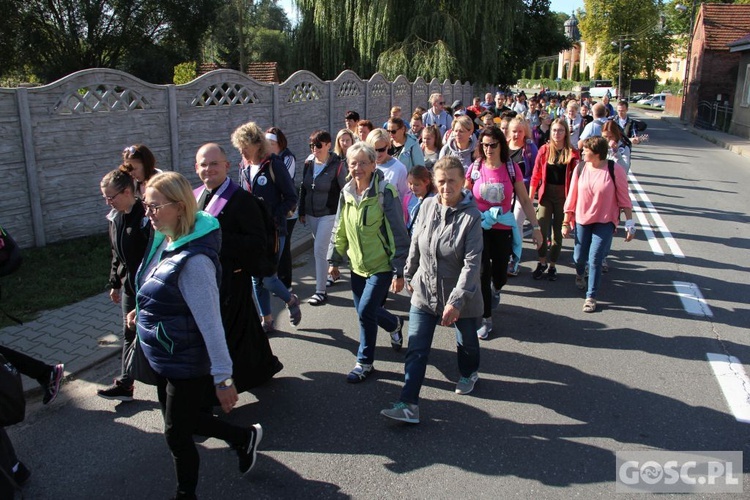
[279,0,585,26]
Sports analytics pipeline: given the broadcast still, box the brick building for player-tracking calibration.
[683,4,750,124]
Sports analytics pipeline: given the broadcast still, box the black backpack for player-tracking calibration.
[0,226,21,278]
[239,162,280,278]
[577,159,616,183]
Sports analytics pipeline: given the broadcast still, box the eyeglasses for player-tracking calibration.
[309,142,324,150]
[481,142,500,149]
[142,201,175,214]
[374,146,388,153]
[103,190,124,203]
[123,146,137,156]
[387,129,400,134]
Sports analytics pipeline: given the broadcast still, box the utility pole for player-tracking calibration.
[612,35,631,99]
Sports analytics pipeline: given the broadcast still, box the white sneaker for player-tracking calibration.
[455,372,479,395]
[477,318,492,340]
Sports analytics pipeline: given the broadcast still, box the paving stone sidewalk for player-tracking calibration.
[1,225,313,397]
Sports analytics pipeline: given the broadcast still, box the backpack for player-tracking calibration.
[0,226,22,278]
[249,195,279,278]
[239,162,280,278]
[576,159,615,183]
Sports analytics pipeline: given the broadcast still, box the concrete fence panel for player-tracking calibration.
[1,68,473,247]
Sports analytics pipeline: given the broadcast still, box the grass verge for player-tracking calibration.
[0,233,111,328]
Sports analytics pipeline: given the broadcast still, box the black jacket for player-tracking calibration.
[108,202,150,296]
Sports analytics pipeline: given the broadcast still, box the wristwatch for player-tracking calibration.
[216,378,234,390]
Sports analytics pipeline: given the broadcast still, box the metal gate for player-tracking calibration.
[694,100,734,132]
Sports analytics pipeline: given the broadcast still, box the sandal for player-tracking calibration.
[583,298,597,313]
[287,294,302,327]
[308,292,327,306]
[261,319,276,334]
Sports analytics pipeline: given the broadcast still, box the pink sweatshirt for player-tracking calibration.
[563,162,631,225]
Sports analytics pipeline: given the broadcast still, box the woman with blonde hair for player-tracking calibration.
[334,128,356,159]
[529,118,580,281]
[506,116,538,276]
[128,171,263,496]
[231,122,300,332]
[439,115,476,171]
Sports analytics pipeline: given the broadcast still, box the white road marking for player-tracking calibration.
[629,173,684,257]
[706,353,750,424]
[630,191,665,256]
[628,173,685,258]
[673,281,714,317]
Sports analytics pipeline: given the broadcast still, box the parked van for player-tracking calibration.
[637,93,669,108]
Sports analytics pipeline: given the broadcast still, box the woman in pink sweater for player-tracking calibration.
[562,136,635,313]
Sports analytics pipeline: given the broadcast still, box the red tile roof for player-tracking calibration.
[700,4,750,51]
[247,62,280,83]
[728,33,750,49]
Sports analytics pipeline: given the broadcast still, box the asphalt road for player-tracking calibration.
[8,114,750,499]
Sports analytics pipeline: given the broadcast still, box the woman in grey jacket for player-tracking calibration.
[298,130,347,305]
[380,156,484,424]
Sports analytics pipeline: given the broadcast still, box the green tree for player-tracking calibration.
[206,0,293,76]
[531,61,539,79]
[572,64,580,81]
[584,66,591,81]
[579,0,673,83]
[14,0,222,83]
[293,0,568,84]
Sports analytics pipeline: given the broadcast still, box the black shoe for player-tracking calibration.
[532,263,548,280]
[13,461,30,486]
[42,364,64,405]
[237,424,263,475]
[97,381,135,401]
[547,266,558,281]
[390,317,404,352]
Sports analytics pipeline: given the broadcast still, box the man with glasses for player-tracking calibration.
[387,118,424,170]
[193,143,282,392]
[423,93,453,137]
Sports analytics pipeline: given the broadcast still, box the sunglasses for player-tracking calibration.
[481,142,500,149]
[437,101,445,105]
[309,142,324,150]
[123,146,137,156]
[142,201,175,215]
[374,146,388,153]
[387,129,400,134]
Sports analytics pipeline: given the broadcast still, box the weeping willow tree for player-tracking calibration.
[293,0,527,83]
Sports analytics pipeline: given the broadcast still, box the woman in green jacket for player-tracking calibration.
[327,143,410,383]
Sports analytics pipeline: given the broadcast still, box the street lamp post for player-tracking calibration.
[612,37,631,99]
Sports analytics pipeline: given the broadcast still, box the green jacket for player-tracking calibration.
[327,170,409,278]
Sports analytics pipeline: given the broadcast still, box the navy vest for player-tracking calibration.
[136,229,222,380]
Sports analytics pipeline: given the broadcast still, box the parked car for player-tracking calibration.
[638,93,669,107]
[630,93,648,102]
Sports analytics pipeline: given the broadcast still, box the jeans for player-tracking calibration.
[350,271,399,366]
[400,306,480,405]
[574,222,615,299]
[252,235,292,316]
[307,214,336,293]
[480,228,513,318]
[278,218,297,289]
[118,291,136,387]
[156,374,246,497]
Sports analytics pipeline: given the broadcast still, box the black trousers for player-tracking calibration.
[480,228,514,318]
[0,345,51,383]
[117,291,136,387]
[277,218,297,289]
[156,374,246,497]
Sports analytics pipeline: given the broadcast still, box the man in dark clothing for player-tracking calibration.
[194,143,282,393]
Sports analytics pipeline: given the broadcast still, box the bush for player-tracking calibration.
[173,61,197,85]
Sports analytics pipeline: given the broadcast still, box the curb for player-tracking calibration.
[648,112,750,161]
[23,234,315,400]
